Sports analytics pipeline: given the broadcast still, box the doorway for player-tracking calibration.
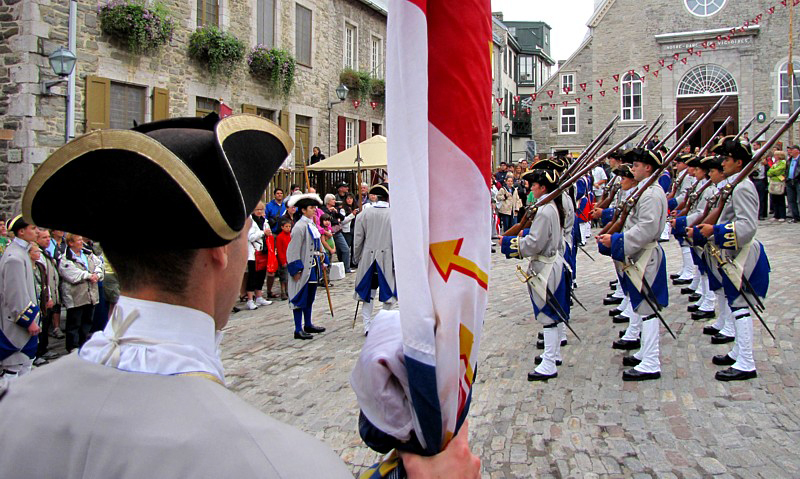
[676,95,738,153]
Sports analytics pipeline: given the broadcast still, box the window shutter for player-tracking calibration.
[359,120,367,142]
[242,104,257,115]
[337,116,346,152]
[152,87,169,121]
[86,76,111,130]
[279,110,290,132]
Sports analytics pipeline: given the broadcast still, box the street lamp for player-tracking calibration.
[328,83,350,154]
[503,123,511,164]
[41,47,77,95]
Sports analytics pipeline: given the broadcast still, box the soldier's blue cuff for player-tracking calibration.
[668,198,678,211]
[610,233,626,262]
[658,175,671,193]
[598,241,611,257]
[16,303,39,328]
[713,222,737,250]
[692,226,708,247]
[287,259,304,276]
[673,216,688,239]
[601,208,615,227]
[521,228,530,236]
[501,236,521,259]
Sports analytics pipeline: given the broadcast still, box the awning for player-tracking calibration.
[307,135,387,171]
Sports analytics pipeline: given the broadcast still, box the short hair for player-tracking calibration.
[103,244,198,296]
[774,151,787,161]
[323,193,336,205]
[273,187,284,195]
[65,232,81,244]
[500,161,508,166]
[320,214,332,224]
[278,218,292,229]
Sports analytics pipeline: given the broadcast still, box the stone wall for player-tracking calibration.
[0,0,386,218]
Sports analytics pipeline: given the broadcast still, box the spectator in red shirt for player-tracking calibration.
[275,219,292,300]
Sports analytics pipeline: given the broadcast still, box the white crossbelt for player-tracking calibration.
[622,241,657,292]
[526,254,557,302]
[718,239,755,291]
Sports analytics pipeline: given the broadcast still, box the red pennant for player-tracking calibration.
[667,64,674,71]
[716,35,723,42]
[613,86,619,93]
[587,94,593,101]
[538,105,544,112]
[781,0,787,6]
[653,70,660,78]
[563,87,572,94]
[547,90,554,98]
[219,101,233,118]
[725,34,732,41]
[500,111,506,117]
[696,51,702,57]
[729,28,736,35]
[701,41,708,48]
[639,75,646,83]
[512,109,517,116]
[613,74,620,82]
[673,53,680,60]
[659,59,665,67]
[687,47,694,54]
[710,42,717,50]
[643,65,650,72]
[739,26,746,32]
[514,95,520,102]
[353,99,361,109]
[680,57,688,64]
[495,97,503,105]
[562,101,568,107]
[575,98,581,104]
[370,101,378,110]
[526,108,531,114]
[550,104,557,110]
[531,93,538,101]
[743,21,749,27]
[628,69,635,77]
[768,6,776,13]
[599,91,606,97]
[579,83,587,91]
[597,79,604,87]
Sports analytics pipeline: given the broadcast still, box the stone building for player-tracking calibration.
[0,0,387,217]
[491,14,518,168]
[532,0,799,156]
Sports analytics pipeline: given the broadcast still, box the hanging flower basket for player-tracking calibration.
[339,68,373,100]
[248,46,296,96]
[370,78,385,101]
[188,26,245,77]
[97,0,174,54]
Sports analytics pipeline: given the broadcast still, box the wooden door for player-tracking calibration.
[676,95,739,153]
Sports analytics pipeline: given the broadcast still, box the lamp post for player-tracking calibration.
[504,123,511,164]
[327,83,349,155]
[41,47,77,95]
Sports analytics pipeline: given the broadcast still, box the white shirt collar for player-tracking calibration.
[79,296,226,383]
[12,237,30,249]
[373,201,389,208]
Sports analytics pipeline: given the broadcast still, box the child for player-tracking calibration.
[319,214,336,257]
[275,219,292,300]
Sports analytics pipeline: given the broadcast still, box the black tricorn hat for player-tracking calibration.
[553,149,570,158]
[612,164,635,179]
[676,153,695,164]
[524,168,561,189]
[529,158,566,174]
[369,183,389,198]
[711,135,752,162]
[6,214,28,234]
[698,155,724,171]
[623,147,662,168]
[686,156,704,168]
[22,113,293,249]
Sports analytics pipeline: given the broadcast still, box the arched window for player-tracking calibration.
[677,65,738,97]
[779,61,800,116]
[684,0,726,17]
[621,73,642,121]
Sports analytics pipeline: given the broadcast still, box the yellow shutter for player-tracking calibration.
[242,104,257,115]
[279,110,289,132]
[85,76,111,130]
[152,87,169,121]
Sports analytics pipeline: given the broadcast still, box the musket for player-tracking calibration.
[516,265,581,341]
[353,144,364,204]
[599,96,728,236]
[571,291,588,312]
[504,125,647,237]
[639,276,677,339]
[578,244,595,261]
[733,114,758,142]
[676,177,714,219]
[751,118,777,143]
[698,116,734,157]
[315,252,335,317]
[637,113,664,148]
[562,115,620,179]
[668,168,690,200]
[352,301,360,329]
[651,109,697,153]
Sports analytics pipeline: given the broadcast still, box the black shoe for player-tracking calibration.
[623,369,661,381]
[692,310,716,320]
[603,296,623,305]
[612,339,641,350]
[711,334,735,344]
[609,308,623,317]
[609,280,618,288]
[715,367,757,381]
[670,273,680,280]
[622,355,641,367]
[32,357,49,367]
[680,287,694,295]
[231,306,241,313]
[42,351,60,360]
[703,325,720,335]
[712,354,736,366]
[294,331,314,340]
[672,278,692,285]
[534,355,562,366]
[527,371,558,381]
[304,325,326,334]
[688,293,702,302]
[687,304,700,312]
[658,238,669,243]
[618,330,639,339]
[612,314,630,324]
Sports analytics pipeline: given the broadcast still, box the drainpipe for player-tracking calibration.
[66,0,77,143]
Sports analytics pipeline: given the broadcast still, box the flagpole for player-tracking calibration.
[790,0,796,144]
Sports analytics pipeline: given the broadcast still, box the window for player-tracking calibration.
[621,73,643,121]
[197,0,219,27]
[256,107,276,120]
[684,0,726,17]
[295,4,312,66]
[677,64,737,97]
[344,23,357,69]
[196,96,220,117]
[372,122,381,137]
[109,82,145,129]
[371,36,383,78]
[257,0,275,47]
[519,55,533,83]
[560,106,577,134]
[561,73,574,94]
[345,118,357,148]
[779,61,800,116]
[503,47,507,74]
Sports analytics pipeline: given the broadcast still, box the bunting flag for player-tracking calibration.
[219,100,233,118]
[531,93,538,101]
[547,90,554,98]
[365,1,490,477]
[354,99,362,108]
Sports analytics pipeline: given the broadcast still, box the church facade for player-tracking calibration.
[531,0,798,156]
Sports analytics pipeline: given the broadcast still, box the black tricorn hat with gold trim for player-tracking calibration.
[623,147,662,168]
[22,113,293,249]
[369,183,389,198]
[711,135,752,162]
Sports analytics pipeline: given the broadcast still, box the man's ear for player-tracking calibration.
[208,244,229,271]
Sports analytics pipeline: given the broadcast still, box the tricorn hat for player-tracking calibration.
[711,135,752,162]
[686,156,704,168]
[553,149,570,159]
[369,183,389,198]
[530,158,566,173]
[612,164,635,179]
[676,153,695,164]
[524,169,561,190]
[22,113,292,249]
[287,193,323,210]
[6,214,28,234]
[623,147,662,168]
[698,155,724,171]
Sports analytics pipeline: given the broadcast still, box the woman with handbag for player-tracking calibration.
[767,151,787,222]
[246,202,273,310]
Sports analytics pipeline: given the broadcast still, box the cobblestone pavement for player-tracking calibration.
[37,220,800,478]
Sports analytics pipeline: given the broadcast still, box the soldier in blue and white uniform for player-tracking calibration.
[691,137,770,381]
[668,154,697,285]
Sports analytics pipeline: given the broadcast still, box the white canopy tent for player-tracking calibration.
[307,135,387,171]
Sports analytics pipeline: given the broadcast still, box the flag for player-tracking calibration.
[219,99,232,118]
[359,0,491,476]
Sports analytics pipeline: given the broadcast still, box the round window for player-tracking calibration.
[685,0,726,17]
